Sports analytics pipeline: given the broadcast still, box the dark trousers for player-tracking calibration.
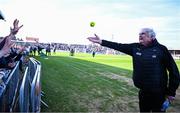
[138,90,166,112]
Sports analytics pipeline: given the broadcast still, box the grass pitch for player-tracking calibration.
[35,52,180,112]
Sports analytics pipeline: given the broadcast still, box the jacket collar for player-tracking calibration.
[139,39,159,49]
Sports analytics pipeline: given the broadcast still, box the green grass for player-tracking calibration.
[35,52,180,112]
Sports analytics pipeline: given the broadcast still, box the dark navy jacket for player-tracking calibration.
[101,39,180,96]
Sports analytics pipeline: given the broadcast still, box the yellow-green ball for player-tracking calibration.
[90,22,95,27]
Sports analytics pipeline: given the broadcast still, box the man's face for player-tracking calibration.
[139,30,153,46]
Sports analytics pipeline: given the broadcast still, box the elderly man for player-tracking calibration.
[87,28,180,112]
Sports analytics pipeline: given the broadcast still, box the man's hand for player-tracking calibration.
[10,19,23,36]
[87,34,102,44]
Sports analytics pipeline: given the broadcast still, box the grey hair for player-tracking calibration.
[141,28,156,39]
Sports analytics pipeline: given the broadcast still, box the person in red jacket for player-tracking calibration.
[87,28,180,112]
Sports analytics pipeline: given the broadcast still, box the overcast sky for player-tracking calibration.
[0,0,180,49]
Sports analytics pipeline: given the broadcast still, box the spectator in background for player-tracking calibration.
[46,44,51,56]
[87,28,180,112]
[32,46,37,56]
[92,50,96,57]
[70,47,75,56]
[29,46,33,56]
[37,44,44,55]
[53,45,57,54]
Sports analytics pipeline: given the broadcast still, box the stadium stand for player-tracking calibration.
[169,50,180,60]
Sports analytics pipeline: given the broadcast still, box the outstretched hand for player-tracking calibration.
[87,34,102,44]
[10,19,23,36]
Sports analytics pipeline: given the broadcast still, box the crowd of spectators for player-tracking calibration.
[0,15,27,97]
[25,42,123,57]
